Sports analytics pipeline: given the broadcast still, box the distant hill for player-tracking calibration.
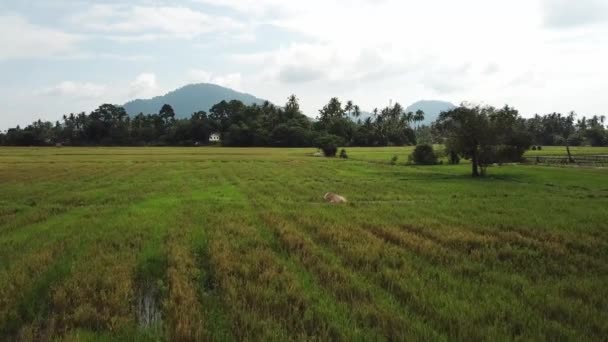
[354,100,456,125]
[123,83,267,118]
[405,100,456,125]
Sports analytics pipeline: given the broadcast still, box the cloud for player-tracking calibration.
[422,64,472,94]
[232,42,423,88]
[278,65,325,84]
[187,69,243,90]
[193,0,289,18]
[482,63,500,75]
[39,81,107,99]
[542,0,608,28]
[0,14,81,59]
[129,73,160,98]
[70,4,246,41]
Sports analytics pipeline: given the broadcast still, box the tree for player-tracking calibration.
[410,144,438,165]
[159,104,176,123]
[436,104,533,176]
[435,105,493,177]
[488,105,533,163]
[318,98,346,123]
[353,105,361,121]
[345,100,354,118]
[563,111,576,163]
[414,110,425,130]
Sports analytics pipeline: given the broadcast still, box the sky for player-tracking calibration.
[1,0,608,129]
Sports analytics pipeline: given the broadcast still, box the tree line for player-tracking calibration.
[0,96,417,148]
[1,96,606,154]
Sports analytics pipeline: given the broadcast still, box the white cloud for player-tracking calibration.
[39,81,107,99]
[70,4,246,41]
[542,0,608,28]
[193,0,289,18]
[187,69,243,90]
[129,73,161,98]
[0,14,81,59]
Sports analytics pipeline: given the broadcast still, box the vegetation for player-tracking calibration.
[2,96,606,157]
[0,96,416,148]
[339,149,348,159]
[435,105,533,176]
[409,144,438,165]
[1,146,607,340]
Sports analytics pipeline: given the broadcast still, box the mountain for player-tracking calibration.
[123,83,267,118]
[353,100,456,125]
[405,100,456,125]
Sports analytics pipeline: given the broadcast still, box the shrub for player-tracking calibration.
[314,134,345,149]
[532,146,537,151]
[537,146,543,151]
[446,150,460,165]
[390,155,398,165]
[496,146,527,163]
[339,149,348,159]
[322,145,338,157]
[314,134,342,157]
[410,144,438,165]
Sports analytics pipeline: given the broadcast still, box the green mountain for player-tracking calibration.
[123,83,267,118]
[405,100,456,125]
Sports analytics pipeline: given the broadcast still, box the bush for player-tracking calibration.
[339,149,348,159]
[322,145,338,157]
[537,146,543,151]
[314,134,345,149]
[410,144,438,165]
[448,150,460,165]
[496,146,527,163]
[390,155,398,165]
[532,146,537,151]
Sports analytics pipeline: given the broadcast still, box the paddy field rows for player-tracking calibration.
[1,147,607,340]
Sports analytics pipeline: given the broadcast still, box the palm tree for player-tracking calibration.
[353,105,361,120]
[414,110,425,129]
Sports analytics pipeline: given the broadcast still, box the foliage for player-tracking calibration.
[390,155,398,165]
[435,105,533,176]
[321,145,338,157]
[1,96,418,148]
[3,96,604,150]
[446,149,460,165]
[410,144,438,165]
[339,149,348,159]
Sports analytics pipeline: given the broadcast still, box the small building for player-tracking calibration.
[209,133,221,143]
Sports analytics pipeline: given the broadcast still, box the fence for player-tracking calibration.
[531,155,608,166]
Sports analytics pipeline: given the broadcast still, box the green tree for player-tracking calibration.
[414,110,425,129]
[435,105,493,177]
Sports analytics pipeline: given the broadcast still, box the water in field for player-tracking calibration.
[136,280,162,329]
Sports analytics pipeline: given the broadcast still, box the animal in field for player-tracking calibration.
[324,192,347,204]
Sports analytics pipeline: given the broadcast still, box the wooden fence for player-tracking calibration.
[531,155,608,165]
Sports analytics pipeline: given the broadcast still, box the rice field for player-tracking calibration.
[1,147,607,341]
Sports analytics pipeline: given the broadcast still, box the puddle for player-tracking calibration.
[136,280,163,328]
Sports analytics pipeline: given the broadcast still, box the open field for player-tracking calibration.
[345,146,608,163]
[1,147,607,340]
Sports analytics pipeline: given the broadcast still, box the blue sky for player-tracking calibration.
[1,0,608,129]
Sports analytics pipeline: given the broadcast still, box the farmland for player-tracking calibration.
[1,147,607,341]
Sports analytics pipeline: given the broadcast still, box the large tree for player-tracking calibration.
[436,104,532,176]
[435,105,493,177]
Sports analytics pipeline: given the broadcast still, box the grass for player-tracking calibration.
[1,146,607,341]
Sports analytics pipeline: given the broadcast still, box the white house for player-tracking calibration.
[209,133,221,143]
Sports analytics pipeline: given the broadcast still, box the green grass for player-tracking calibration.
[1,147,607,341]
